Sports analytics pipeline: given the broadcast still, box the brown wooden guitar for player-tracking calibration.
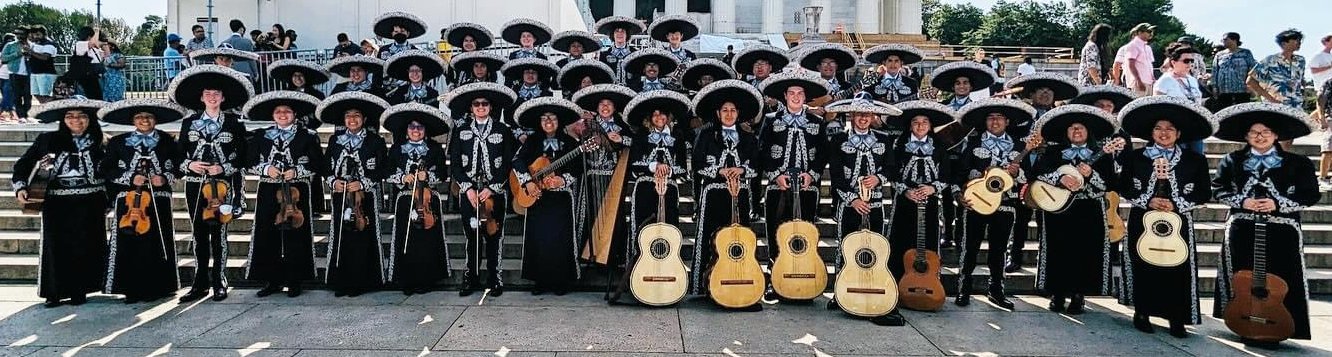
[1223,211,1295,342]
[508,140,597,214]
[899,195,946,311]
[708,175,766,308]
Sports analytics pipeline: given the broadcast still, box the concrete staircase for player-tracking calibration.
[0,123,1329,296]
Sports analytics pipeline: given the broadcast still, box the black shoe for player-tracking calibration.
[459,286,476,297]
[553,287,568,296]
[347,290,363,297]
[1168,321,1188,338]
[403,289,415,296]
[210,287,228,301]
[68,295,87,306]
[763,289,780,302]
[43,299,62,308]
[1048,295,1066,312]
[954,293,971,307]
[488,285,504,297]
[123,296,140,304]
[986,290,1014,310]
[1133,314,1154,334]
[826,298,840,310]
[1066,295,1085,315]
[334,290,348,297]
[870,310,906,326]
[286,284,303,298]
[179,289,208,303]
[1003,262,1021,274]
[256,284,282,298]
[414,287,431,295]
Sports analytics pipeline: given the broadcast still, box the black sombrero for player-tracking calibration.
[691,79,762,124]
[551,30,602,54]
[386,49,447,81]
[32,99,108,123]
[1005,72,1081,101]
[558,59,615,90]
[449,51,506,75]
[317,91,391,128]
[957,98,1037,129]
[373,11,428,39]
[864,43,924,65]
[732,45,790,76]
[795,43,857,72]
[500,18,554,46]
[758,70,830,100]
[1035,104,1119,143]
[1213,102,1314,142]
[623,47,679,75]
[1070,85,1139,112]
[572,84,636,112]
[501,57,559,84]
[647,14,699,42]
[168,65,256,111]
[447,82,518,117]
[595,15,646,37]
[625,90,692,130]
[382,102,450,137]
[891,100,956,128]
[514,97,582,129]
[98,99,187,125]
[1118,95,1216,142]
[680,58,737,92]
[929,61,997,92]
[268,59,331,86]
[242,90,322,121]
[189,47,259,63]
[444,22,494,49]
[325,55,386,78]
[825,97,903,127]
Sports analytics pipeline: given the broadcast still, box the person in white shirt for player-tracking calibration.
[1155,46,1205,154]
[1311,34,1332,119]
[72,26,104,100]
[1016,57,1036,77]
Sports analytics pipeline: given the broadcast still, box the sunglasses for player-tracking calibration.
[407,123,425,130]
[1181,59,1195,64]
[472,101,490,107]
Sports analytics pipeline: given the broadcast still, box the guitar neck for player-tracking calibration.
[915,202,926,252]
[532,148,583,178]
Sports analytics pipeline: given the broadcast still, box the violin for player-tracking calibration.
[273,161,305,230]
[118,159,154,236]
[478,196,498,236]
[338,157,370,232]
[409,160,437,230]
[201,177,233,225]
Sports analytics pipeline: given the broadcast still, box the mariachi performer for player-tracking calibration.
[512,97,586,295]
[448,51,506,92]
[242,91,324,298]
[623,48,680,93]
[385,49,445,106]
[384,102,452,295]
[795,43,859,104]
[883,100,954,288]
[319,92,392,297]
[732,44,789,114]
[1211,103,1319,343]
[649,14,698,64]
[862,44,925,105]
[595,15,646,85]
[557,59,615,99]
[551,30,602,70]
[687,80,761,298]
[327,55,387,98]
[927,60,998,248]
[1031,104,1120,314]
[952,98,1038,310]
[679,58,736,98]
[501,58,559,141]
[190,47,260,81]
[1116,95,1214,338]
[448,82,520,296]
[1073,84,1139,116]
[269,59,331,215]
[171,65,253,303]
[501,18,552,60]
[569,84,637,267]
[442,22,495,87]
[757,70,830,266]
[99,99,188,304]
[374,12,427,61]
[14,99,108,307]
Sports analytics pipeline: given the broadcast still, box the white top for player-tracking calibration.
[1311,52,1332,87]
[74,41,103,63]
[1016,63,1036,76]
[30,41,56,57]
[0,63,9,79]
[1154,73,1203,104]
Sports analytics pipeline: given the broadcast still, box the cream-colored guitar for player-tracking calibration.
[1135,158,1189,267]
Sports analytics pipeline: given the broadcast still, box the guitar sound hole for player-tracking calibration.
[650,238,670,259]
[912,260,928,273]
[986,177,1003,191]
[727,242,744,260]
[855,248,876,268]
[1151,221,1173,237]
[789,236,808,254]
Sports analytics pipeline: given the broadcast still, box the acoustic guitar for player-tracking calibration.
[1026,138,1125,213]
[508,140,597,215]
[1106,192,1126,243]
[963,135,1041,215]
[629,177,689,306]
[21,154,56,214]
[708,176,766,308]
[1135,158,1189,267]
[898,196,946,311]
[833,183,897,317]
[1223,194,1295,342]
[770,171,829,300]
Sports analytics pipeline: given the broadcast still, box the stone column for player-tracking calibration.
[762,0,784,34]
[856,0,880,34]
[614,0,635,17]
[711,0,736,33]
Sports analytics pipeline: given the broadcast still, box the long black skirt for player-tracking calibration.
[38,191,108,299]
[521,190,580,287]
[390,191,450,288]
[1037,197,1112,296]
[1213,217,1312,339]
[326,190,386,291]
[105,191,179,298]
[1120,207,1200,324]
[246,182,316,283]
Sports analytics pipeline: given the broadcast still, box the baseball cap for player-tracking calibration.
[166,33,181,42]
[1129,23,1156,34]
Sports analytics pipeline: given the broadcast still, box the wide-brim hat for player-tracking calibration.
[891,100,955,128]
[32,99,108,123]
[98,99,187,125]
[515,97,582,129]
[958,98,1037,129]
[500,18,553,46]
[572,84,636,112]
[385,49,447,81]
[795,43,857,72]
[692,79,762,124]
[558,59,615,90]
[595,15,646,37]
[318,91,391,128]
[242,90,321,121]
[168,65,255,111]
[444,22,494,49]
[449,51,506,75]
[447,82,518,116]
[647,14,699,42]
[929,61,997,92]
[551,30,601,53]
[382,102,450,137]
[733,45,790,76]
[268,59,331,86]
[1213,102,1314,142]
[325,55,386,78]
[623,47,679,76]
[189,47,259,63]
[825,97,902,127]
[680,58,737,92]
[1118,95,1215,142]
[1005,72,1080,101]
[373,11,428,39]
[1070,85,1139,112]
[864,43,924,65]
[501,57,559,83]
[625,90,692,130]
[759,70,830,100]
[1035,104,1118,144]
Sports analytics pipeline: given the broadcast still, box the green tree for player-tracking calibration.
[924,3,984,46]
[125,15,166,56]
[963,0,1077,48]
[1072,0,1213,66]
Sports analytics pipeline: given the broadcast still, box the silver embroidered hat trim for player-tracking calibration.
[189,47,259,62]
[864,43,925,65]
[558,59,615,90]
[449,51,506,72]
[551,30,602,53]
[1213,101,1314,142]
[733,45,790,75]
[794,42,857,71]
[647,14,700,42]
[500,18,554,46]
[1070,84,1139,108]
[1034,103,1119,142]
[32,99,109,123]
[957,98,1038,128]
[447,82,519,114]
[623,47,681,75]
[501,57,560,81]
[444,22,495,49]
[267,59,331,86]
[1005,72,1081,101]
[515,97,583,129]
[381,102,450,137]
[167,65,256,111]
[242,90,322,120]
[1118,95,1216,142]
[373,11,428,39]
[317,91,392,128]
[758,70,830,100]
[325,55,387,77]
[692,79,763,123]
[681,58,738,91]
[595,15,646,36]
[825,97,903,116]
[571,84,637,112]
[625,90,692,127]
[892,100,956,128]
[386,49,448,81]
[929,60,998,91]
[98,98,188,125]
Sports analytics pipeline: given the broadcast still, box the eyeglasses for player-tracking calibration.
[1247,130,1275,137]
[472,101,490,107]
[1181,59,1195,64]
[407,123,425,130]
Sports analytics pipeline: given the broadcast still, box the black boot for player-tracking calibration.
[286,282,303,298]
[67,295,87,306]
[1003,261,1022,274]
[954,275,972,306]
[488,284,505,297]
[986,286,1014,310]
[1066,294,1085,315]
[459,275,479,297]
[1168,320,1188,338]
[43,298,62,308]
[1048,295,1066,312]
[826,297,840,310]
[870,309,906,326]
[256,283,282,297]
[211,287,228,301]
[179,289,208,303]
[1133,313,1154,333]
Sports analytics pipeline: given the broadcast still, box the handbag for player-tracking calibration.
[65,45,105,79]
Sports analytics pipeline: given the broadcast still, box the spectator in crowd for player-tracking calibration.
[163,33,185,81]
[250,30,266,49]
[100,41,127,102]
[333,33,361,57]
[268,24,293,51]
[1079,23,1112,85]
[1120,23,1156,95]
[1,26,29,122]
[72,26,104,100]
[359,38,378,58]
[1155,45,1205,153]
[1318,77,1332,184]
[720,45,735,66]
[1247,29,1306,109]
[24,24,59,105]
[1212,32,1256,109]
[184,24,214,63]
[1311,34,1332,115]
[51,75,81,100]
[0,33,16,123]
[286,30,299,50]
[222,19,258,81]
[1171,37,1208,80]
[1016,57,1036,77]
